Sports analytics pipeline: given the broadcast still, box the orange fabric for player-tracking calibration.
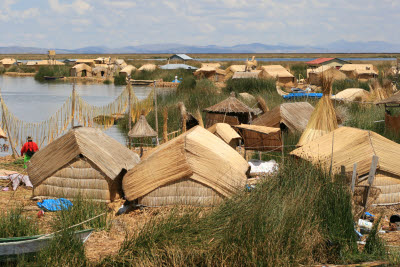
[21,141,39,156]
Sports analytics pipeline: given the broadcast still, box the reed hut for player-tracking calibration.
[0,58,17,68]
[297,79,338,146]
[119,65,137,77]
[207,123,241,148]
[307,66,347,86]
[331,88,370,102]
[232,70,262,79]
[376,92,400,132]
[71,63,92,77]
[225,65,246,79]
[252,102,314,133]
[203,92,257,128]
[128,115,158,157]
[340,64,378,80]
[138,64,157,71]
[260,65,295,84]
[92,65,109,78]
[291,127,400,205]
[122,126,249,206]
[194,66,226,82]
[27,127,140,202]
[233,124,282,152]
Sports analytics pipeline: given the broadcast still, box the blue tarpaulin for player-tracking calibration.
[283,93,323,99]
[37,198,73,211]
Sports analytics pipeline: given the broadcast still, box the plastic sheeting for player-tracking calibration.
[248,159,278,175]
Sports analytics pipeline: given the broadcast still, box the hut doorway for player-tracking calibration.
[101,71,105,77]
[81,70,87,77]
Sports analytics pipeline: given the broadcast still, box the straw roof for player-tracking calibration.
[38,60,65,65]
[76,59,95,64]
[291,126,400,177]
[226,65,246,73]
[138,64,157,71]
[204,92,256,114]
[120,65,137,75]
[128,115,158,138]
[194,66,226,76]
[207,123,241,145]
[233,124,282,152]
[340,64,378,75]
[234,124,280,135]
[261,65,294,78]
[232,71,262,79]
[92,65,108,74]
[376,91,400,105]
[0,58,16,65]
[252,102,314,133]
[239,92,256,102]
[332,88,370,102]
[122,126,249,203]
[28,127,140,187]
[26,61,40,66]
[72,63,92,72]
[201,63,221,68]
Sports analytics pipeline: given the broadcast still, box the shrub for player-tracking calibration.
[114,74,127,85]
[0,206,39,238]
[34,66,70,81]
[332,79,370,94]
[225,78,276,94]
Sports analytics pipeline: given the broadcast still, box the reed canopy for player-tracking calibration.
[122,126,249,207]
[233,124,282,152]
[128,115,157,138]
[291,127,400,205]
[252,102,314,133]
[207,123,241,148]
[28,127,140,202]
[203,92,257,128]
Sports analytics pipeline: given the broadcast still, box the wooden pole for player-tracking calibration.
[128,83,132,149]
[351,163,357,195]
[154,81,159,145]
[2,108,18,159]
[71,82,76,128]
[281,130,284,166]
[363,156,379,213]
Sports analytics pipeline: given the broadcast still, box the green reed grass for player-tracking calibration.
[225,77,276,94]
[113,74,127,85]
[0,206,39,238]
[332,79,370,94]
[34,65,70,81]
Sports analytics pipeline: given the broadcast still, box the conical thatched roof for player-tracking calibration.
[204,92,255,114]
[28,127,140,187]
[122,126,249,202]
[128,115,157,138]
[0,126,6,139]
[376,91,400,105]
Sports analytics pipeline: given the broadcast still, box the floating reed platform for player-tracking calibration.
[3,72,36,77]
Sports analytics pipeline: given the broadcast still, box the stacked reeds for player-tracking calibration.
[297,78,338,146]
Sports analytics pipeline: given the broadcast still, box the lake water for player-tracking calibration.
[0,76,155,156]
[133,57,396,62]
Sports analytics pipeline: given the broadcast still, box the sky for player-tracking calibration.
[0,0,398,49]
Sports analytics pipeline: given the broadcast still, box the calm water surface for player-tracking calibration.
[0,76,156,156]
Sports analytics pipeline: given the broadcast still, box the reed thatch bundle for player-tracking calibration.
[28,127,140,202]
[256,96,269,113]
[122,126,249,206]
[195,109,204,127]
[162,107,168,143]
[297,78,338,146]
[207,123,241,147]
[128,115,157,138]
[369,79,394,102]
[291,127,400,205]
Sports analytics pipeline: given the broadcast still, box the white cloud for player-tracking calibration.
[102,1,136,8]
[48,0,91,15]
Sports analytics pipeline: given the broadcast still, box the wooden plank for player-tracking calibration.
[351,163,357,194]
[367,155,379,185]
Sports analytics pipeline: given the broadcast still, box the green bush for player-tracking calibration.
[103,79,112,85]
[34,66,70,81]
[0,206,39,238]
[114,74,127,85]
[332,79,370,94]
[225,78,276,94]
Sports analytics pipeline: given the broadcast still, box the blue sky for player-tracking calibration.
[0,0,398,49]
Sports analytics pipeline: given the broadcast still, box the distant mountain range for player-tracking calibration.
[0,40,398,54]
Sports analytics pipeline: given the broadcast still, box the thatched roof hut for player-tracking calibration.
[203,92,257,127]
[138,64,157,71]
[332,88,370,102]
[232,70,262,79]
[0,58,16,68]
[291,127,400,205]
[92,65,109,78]
[233,124,282,152]
[207,123,241,148]
[307,66,347,86]
[128,115,157,138]
[28,127,140,202]
[201,63,221,68]
[76,59,95,66]
[376,91,400,105]
[252,102,314,133]
[261,65,295,84]
[119,65,137,77]
[340,64,378,80]
[122,126,249,206]
[225,65,246,79]
[71,63,92,77]
[194,66,226,82]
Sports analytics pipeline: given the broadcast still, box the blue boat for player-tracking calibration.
[283,93,323,99]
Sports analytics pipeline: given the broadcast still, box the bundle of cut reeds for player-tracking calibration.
[297,77,338,146]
